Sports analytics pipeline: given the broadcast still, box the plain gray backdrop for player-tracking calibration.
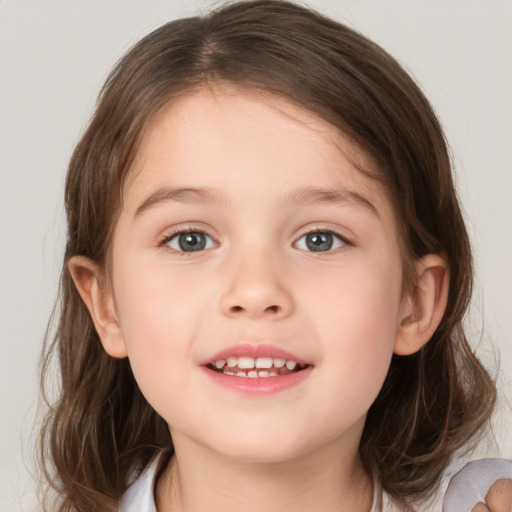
[1,1,511,510]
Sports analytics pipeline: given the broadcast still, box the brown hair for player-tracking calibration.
[39,1,496,510]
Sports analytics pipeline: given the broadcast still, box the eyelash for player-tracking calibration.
[159,226,353,254]
[159,226,217,254]
[296,227,352,251]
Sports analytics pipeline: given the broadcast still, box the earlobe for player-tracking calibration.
[67,256,128,359]
[394,254,450,356]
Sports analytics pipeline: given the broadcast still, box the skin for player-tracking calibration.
[70,87,450,512]
[472,480,512,512]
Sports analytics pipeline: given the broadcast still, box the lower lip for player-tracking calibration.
[201,366,313,395]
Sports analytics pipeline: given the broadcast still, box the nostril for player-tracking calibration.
[229,304,280,314]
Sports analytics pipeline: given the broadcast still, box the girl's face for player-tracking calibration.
[110,87,406,463]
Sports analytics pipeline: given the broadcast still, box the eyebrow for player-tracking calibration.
[134,187,226,218]
[286,186,379,217]
[134,185,379,218]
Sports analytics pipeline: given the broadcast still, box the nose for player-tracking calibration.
[219,251,295,320]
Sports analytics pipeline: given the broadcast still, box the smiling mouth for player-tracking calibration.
[206,356,308,378]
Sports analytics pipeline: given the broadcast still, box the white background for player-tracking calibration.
[0,1,510,510]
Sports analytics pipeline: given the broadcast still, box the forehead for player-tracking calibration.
[124,86,391,217]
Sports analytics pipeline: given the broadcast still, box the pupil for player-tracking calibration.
[306,232,332,252]
[179,232,205,252]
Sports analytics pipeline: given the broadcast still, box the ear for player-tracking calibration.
[68,255,128,358]
[394,254,449,356]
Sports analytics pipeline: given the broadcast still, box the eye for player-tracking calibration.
[294,231,347,252]
[164,231,216,253]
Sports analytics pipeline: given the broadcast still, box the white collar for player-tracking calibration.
[118,455,161,512]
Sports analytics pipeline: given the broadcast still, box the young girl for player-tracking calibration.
[39,1,511,511]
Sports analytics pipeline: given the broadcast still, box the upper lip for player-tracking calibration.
[199,342,310,366]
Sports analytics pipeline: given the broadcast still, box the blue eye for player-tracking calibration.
[295,231,346,252]
[165,231,216,252]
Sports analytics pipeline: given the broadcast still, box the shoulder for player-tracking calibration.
[118,455,163,512]
[379,492,443,512]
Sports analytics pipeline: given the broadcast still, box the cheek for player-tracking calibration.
[305,261,402,401]
[115,257,206,338]
[111,262,209,396]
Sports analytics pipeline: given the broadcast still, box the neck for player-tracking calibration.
[155,432,373,512]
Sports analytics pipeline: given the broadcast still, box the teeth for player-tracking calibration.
[237,357,255,369]
[212,356,303,372]
[225,369,282,378]
[255,357,273,369]
[285,360,297,370]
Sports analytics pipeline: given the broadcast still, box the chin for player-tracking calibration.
[200,426,319,465]
[216,446,307,465]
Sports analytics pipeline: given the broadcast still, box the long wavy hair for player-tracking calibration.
[39,1,496,510]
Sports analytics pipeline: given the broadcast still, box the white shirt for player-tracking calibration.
[119,456,160,512]
[118,456,511,512]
